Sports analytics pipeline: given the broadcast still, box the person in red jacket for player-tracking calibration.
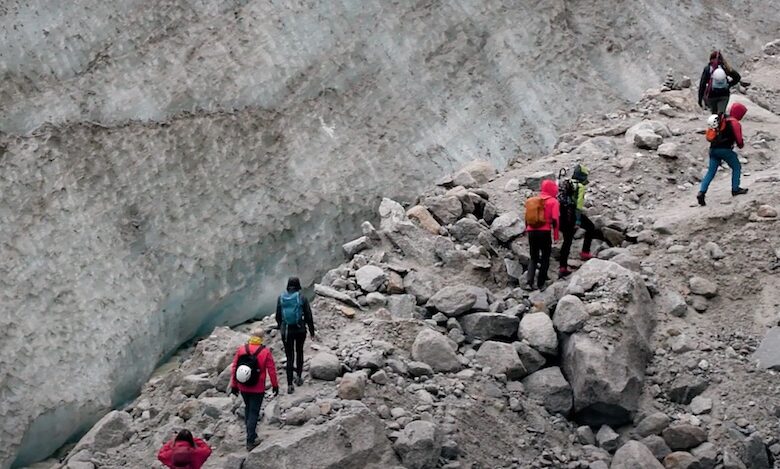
[697,102,749,206]
[157,429,212,469]
[525,179,560,290]
[230,328,279,450]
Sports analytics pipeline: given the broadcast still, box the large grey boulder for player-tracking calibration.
[610,441,664,469]
[661,424,707,450]
[245,409,400,468]
[338,372,368,400]
[355,265,387,293]
[625,120,672,144]
[386,294,417,318]
[490,212,524,243]
[427,284,488,316]
[518,313,558,355]
[561,260,655,426]
[521,367,573,415]
[657,290,687,317]
[449,217,487,244]
[513,342,546,375]
[343,236,370,258]
[459,313,519,340]
[753,327,780,370]
[411,328,461,372]
[474,341,526,379]
[403,271,441,305]
[553,295,589,333]
[69,411,133,455]
[688,277,717,298]
[392,421,442,469]
[424,195,463,225]
[525,171,555,191]
[455,160,496,185]
[633,129,663,150]
[310,353,341,381]
[379,198,411,232]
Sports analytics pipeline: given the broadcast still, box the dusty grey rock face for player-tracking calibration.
[610,441,665,469]
[459,313,519,340]
[392,421,442,469]
[554,295,589,333]
[310,353,341,381]
[245,409,400,468]
[475,341,526,380]
[753,327,780,370]
[561,260,655,427]
[743,433,772,469]
[411,329,460,373]
[69,411,133,455]
[518,313,558,355]
[521,367,573,415]
[403,271,441,305]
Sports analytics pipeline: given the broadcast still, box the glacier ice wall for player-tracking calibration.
[2,0,779,467]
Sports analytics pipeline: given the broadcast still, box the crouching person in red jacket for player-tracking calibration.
[230,328,279,451]
[158,429,211,469]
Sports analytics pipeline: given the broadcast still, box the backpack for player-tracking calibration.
[710,66,729,89]
[558,178,577,208]
[279,291,304,328]
[705,115,728,143]
[235,344,265,386]
[524,196,547,228]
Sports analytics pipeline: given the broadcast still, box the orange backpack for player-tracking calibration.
[525,196,546,228]
[705,116,728,142]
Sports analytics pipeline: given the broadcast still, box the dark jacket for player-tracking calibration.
[711,102,746,150]
[275,290,315,336]
[698,65,741,106]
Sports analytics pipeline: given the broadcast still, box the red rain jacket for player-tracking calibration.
[229,343,279,394]
[157,438,212,469]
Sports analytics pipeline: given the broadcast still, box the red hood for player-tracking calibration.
[541,179,558,198]
[730,102,747,120]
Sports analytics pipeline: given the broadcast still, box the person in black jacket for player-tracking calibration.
[275,277,316,394]
[698,50,741,114]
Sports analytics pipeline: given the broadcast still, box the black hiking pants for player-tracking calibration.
[241,391,264,444]
[282,328,306,384]
[527,230,552,289]
[560,213,607,268]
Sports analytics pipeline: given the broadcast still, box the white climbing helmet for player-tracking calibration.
[712,67,727,81]
[707,114,720,129]
[235,364,253,383]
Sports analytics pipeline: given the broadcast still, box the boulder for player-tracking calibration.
[245,409,400,468]
[554,295,589,333]
[763,39,780,56]
[387,272,405,294]
[310,353,341,381]
[703,242,725,260]
[513,342,546,375]
[504,258,525,282]
[449,218,486,244]
[640,435,672,461]
[662,424,707,450]
[522,367,573,415]
[407,205,443,235]
[393,421,442,469]
[181,373,212,397]
[424,195,463,225]
[743,433,772,469]
[633,412,671,438]
[427,284,488,316]
[562,260,655,426]
[459,313,519,340]
[657,142,679,158]
[690,443,717,469]
[596,425,620,452]
[357,351,386,370]
[69,411,133,454]
[610,441,664,469]
[657,290,687,317]
[663,452,699,469]
[490,212,525,243]
[314,284,362,308]
[386,294,417,318]
[411,328,461,372]
[403,271,441,305]
[753,327,780,370]
[407,361,434,378]
[574,137,618,160]
[625,121,672,143]
[518,313,558,355]
[355,265,387,293]
[475,341,526,379]
[633,129,663,150]
[688,277,717,298]
[338,372,368,400]
[667,376,709,404]
[379,198,410,232]
[526,171,556,191]
[689,396,712,415]
[456,160,496,185]
[758,205,778,218]
[343,236,370,258]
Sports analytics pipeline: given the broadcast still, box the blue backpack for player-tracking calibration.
[280,292,304,327]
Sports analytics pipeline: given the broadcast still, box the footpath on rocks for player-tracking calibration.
[39,45,780,469]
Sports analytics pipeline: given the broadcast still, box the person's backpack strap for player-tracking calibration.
[252,345,265,357]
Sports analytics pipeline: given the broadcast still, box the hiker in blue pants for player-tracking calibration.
[275,277,316,394]
[697,102,749,206]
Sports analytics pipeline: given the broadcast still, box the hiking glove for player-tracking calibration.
[272,386,280,396]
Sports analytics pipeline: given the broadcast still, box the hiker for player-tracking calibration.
[275,277,316,394]
[230,328,279,450]
[157,429,212,469]
[558,164,608,277]
[697,102,749,206]
[698,50,741,115]
[525,179,560,290]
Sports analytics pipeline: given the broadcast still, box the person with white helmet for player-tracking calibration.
[698,50,741,114]
[230,328,279,450]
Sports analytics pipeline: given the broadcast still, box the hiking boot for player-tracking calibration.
[579,252,593,261]
[246,440,259,451]
[732,187,748,196]
[295,374,304,387]
[697,192,706,206]
[558,267,573,278]
[287,384,295,394]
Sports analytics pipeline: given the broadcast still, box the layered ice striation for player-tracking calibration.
[2,0,780,467]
